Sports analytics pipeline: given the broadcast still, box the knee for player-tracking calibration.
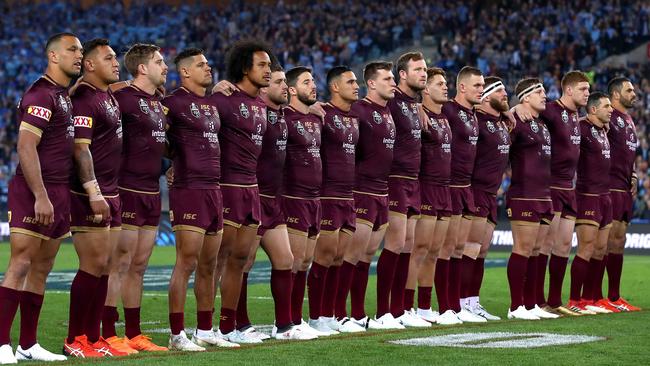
[227,250,249,270]
[176,256,199,276]
[31,255,56,276]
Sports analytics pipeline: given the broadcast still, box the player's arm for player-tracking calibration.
[74,141,110,222]
[631,165,638,195]
[510,104,533,121]
[16,129,53,225]
[417,103,431,131]
[212,80,238,96]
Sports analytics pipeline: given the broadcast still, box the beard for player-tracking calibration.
[297,91,316,106]
[490,97,509,112]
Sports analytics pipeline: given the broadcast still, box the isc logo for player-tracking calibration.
[183,213,197,220]
[355,208,368,214]
[584,210,596,216]
[287,217,300,224]
[321,219,333,226]
[122,212,136,219]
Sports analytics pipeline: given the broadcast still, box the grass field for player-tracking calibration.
[1,244,649,365]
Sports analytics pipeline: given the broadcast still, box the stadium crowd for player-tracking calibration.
[0,0,649,220]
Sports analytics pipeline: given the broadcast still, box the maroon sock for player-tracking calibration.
[335,261,355,319]
[524,256,538,310]
[18,291,43,349]
[460,255,475,299]
[85,275,108,342]
[417,286,432,310]
[101,305,119,339]
[307,262,328,320]
[291,271,307,325]
[236,272,251,330]
[197,310,212,331]
[124,307,141,339]
[448,257,462,312]
[390,253,411,317]
[0,287,20,345]
[350,261,370,320]
[169,312,184,335]
[507,253,528,311]
[67,270,100,343]
[218,308,236,334]
[536,254,549,306]
[593,255,607,300]
[376,249,399,317]
[434,258,450,312]
[270,269,293,329]
[570,255,589,301]
[321,265,339,318]
[583,258,602,301]
[470,257,485,297]
[404,289,415,311]
[547,254,569,307]
[606,253,623,301]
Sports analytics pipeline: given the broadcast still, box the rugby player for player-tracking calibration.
[334,61,398,330]
[103,43,169,352]
[459,76,511,321]
[64,38,127,358]
[568,91,614,314]
[307,66,360,333]
[605,77,641,311]
[506,78,558,320]
[0,32,80,364]
[438,66,485,323]
[163,48,239,350]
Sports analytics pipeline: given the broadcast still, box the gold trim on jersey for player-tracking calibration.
[19,121,43,137]
[142,225,158,231]
[282,195,319,201]
[388,211,407,218]
[206,229,224,236]
[376,223,389,231]
[419,214,438,220]
[262,224,287,232]
[437,216,451,222]
[221,183,259,188]
[320,196,354,201]
[388,175,419,181]
[319,229,338,235]
[510,197,552,202]
[74,138,92,145]
[71,226,110,233]
[71,190,119,199]
[509,220,541,226]
[259,194,276,199]
[355,218,374,228]
[550,186,574,191]
[10,228,50,240]
[577,193,600,197]
[449,184,471,188]
[110,227,122,232]
[172,224,206,234]
[564,215,577,221]
[576,219,600,227]
[118,186,159,195]
[352,190,388,197]
[223,220,242,228]
[340,228,354,235]
[610,189,630,193]
[287,228,308,237]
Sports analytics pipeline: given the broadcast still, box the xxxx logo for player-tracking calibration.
[73,116,93,128]
[27,106,52,121]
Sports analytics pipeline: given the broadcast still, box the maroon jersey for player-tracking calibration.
[508,113,552,199]
[608,109,638,191]
[70,82,122,195]
[163,87,221,189]
[576,119,611,194]
[257,105,288,196]
[282,106,322,198]
[16,75,74,184]
[321,103,360,198]
[352,98,396,195]
[210,90,267,185]
[443,100,479,186]
[472,111,511,194]
[420,106,451,185]
[540,100,581,189]
[387,88,421,177]
[114,85,167,192]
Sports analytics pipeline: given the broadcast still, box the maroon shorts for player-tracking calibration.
[70,191,121,232]
[610,189,633,223]
[170,187,223,235]
[388,176,421,217]
[353,191,389,231]
[450,185,476,216]
[473,188,498,225]
[506,197,554,225]
[320,198,356,235]
[282,196,321,239]
[8,176,70,240]
[576,193,613,229]
[221,184,261,228]
[119,187,161,231]
[419,182,452,220]
[550,187,577,220]
[258,194,286,236]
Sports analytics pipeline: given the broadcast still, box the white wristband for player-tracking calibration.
[82,179,104,202]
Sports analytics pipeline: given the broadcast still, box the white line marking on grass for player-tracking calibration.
[44,290,273,300]
[390,332,606,348]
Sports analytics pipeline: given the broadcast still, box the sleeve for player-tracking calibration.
[71,92,96,144]
[160,96,175,129]
[18,89,55,137]
[210,93,229,125]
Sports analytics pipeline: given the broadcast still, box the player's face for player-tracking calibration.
[570,81,590,108]
[462,74,485,105]
[145,51,168,88]
[371,69,396,101]
[52,35,83,78]
[488,88,509,112]
[86,45,119,84]
[292,71,317,106]
[336,71,360,103]
[402,59,427,92]
[593,97,614,124]
[266,71,288,105]
[186,54,212,88]
[425,74,448,104]
[528,88,547,113]
[246,51,272,88]
[618,81,637,108]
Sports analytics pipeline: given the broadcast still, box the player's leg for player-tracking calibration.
[461,216,486,311]
[524,223,558,319]
[507,221,540,320]
[547,214,579,314]
[569,223,597,314]
[468,221,500,320]
[320,230,351,327]
[336,221,371,323]
[583,225,613,313]
[308,228,339,329]
[605,219,639,310]
[409,216,436,321]
[234,237,260,336]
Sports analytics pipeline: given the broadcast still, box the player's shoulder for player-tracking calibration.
[162,87,189,105]
[21,76,59,105]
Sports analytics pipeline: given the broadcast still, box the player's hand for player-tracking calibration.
[69,77,84,96]
[309,102,327,120]
[109,80,131,93]
[90,198,110,224]
[34,195,54,226]
[503,110,517,131]
[418,104,431,131]
[166,167,174,187]
[631,174,638,196]
[511,104,533,121]
[212,80,238,96]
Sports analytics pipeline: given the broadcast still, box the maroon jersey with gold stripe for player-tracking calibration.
[539,100,581,189]
[420,106,451,185]
[283,106,322,198]
[387,88,422,178]
[257,105,288,196]
[443,100,478,186]
[576,118,610,194]
[508,113,551,199]
[608,108,637,191]
[472,111,510,194]
[321,103,359,198]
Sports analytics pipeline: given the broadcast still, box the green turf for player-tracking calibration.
[1,243,649,365]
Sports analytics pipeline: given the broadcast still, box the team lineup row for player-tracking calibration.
[0,33,642,363]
